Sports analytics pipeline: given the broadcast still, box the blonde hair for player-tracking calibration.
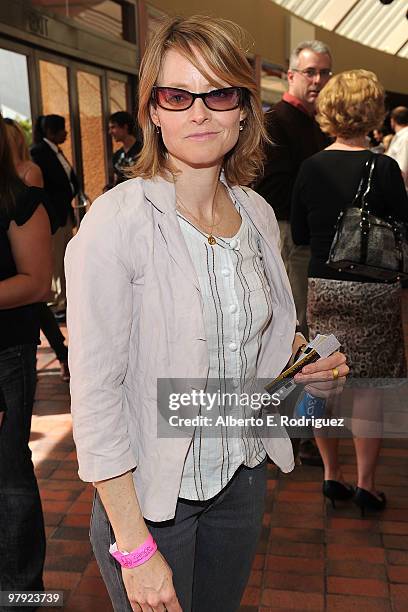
[383,133,393,152]
[132,15,268,186]
[316,70,385,138]
[5,120,30,162]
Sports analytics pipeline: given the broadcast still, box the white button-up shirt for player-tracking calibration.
[387,126,408,191]
[178,205,270,500]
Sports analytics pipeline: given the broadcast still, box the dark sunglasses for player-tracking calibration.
[151,86,247,112]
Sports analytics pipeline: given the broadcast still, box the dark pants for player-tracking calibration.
[0,344,46,608]
[37,303,68,362]
[90,461,267,612]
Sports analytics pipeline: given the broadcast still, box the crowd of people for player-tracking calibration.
[0,12,408,612]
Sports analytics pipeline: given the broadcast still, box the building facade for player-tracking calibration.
[0,0,140,202]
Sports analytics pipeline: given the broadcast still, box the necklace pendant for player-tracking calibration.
[208,235,216,246]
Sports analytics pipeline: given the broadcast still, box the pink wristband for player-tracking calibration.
[109,534,158,569]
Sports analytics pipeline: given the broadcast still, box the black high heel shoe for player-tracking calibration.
[323,480,354,508]
[353,487,387,518]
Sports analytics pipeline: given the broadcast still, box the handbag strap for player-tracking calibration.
[352,153,377,212]
[357,154,377,265]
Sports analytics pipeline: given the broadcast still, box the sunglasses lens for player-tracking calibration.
[205,88,241,110]
[155,88,193,109]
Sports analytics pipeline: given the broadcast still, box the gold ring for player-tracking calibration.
[332,367,339,380]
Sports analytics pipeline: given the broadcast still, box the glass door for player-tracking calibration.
[39,60,73,162]
[108,77,128,153]
[77,70,106,201]
[36,53,132,205]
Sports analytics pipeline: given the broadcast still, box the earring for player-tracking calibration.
[239,122,244,132]
[155,125,161,134]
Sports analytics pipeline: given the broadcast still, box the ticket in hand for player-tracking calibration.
[265,334,341,402]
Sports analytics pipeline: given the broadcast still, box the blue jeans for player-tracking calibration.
[0,344,46,608]
[90,460,267,612]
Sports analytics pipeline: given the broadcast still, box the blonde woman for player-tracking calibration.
[5,118,70,381]
[291,70,408,516]
[4,119,43,187]
[66,16,347,612]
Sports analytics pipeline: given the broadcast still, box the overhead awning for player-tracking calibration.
[272,0,408,58]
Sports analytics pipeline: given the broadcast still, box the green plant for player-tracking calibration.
[14,116,33,147]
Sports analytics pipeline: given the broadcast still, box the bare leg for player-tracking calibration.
[351,389,383,496]
[353,438,381,493]
[313,436,344,481]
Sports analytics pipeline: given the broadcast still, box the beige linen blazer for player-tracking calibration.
[65,176,297,521]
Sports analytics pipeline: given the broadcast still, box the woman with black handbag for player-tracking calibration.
[291,69,408,516]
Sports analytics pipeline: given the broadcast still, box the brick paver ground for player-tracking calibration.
[31,293,408,611]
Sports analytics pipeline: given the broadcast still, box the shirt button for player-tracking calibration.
[221,268,231,277]
[229,342,238,352]
[232,379,240,388]
[229,238,239,250]
[229,304,237,314]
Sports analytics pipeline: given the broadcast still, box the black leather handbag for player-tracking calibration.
[326,154,408,281]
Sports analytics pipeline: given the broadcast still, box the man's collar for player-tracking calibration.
[394,125,408,137]
[282,92,312,117]
[43,138,58,154]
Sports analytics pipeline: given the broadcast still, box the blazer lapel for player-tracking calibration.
[142,177,201,290]
[229,184,275,251]
[45,143,73,193]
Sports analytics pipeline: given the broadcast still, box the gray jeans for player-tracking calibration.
[90,461,267,612]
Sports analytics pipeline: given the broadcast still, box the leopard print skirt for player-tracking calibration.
[307,278,406,378]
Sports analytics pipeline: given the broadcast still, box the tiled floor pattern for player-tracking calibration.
[32,293,408,611]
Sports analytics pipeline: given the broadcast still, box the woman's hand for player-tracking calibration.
[294,352,349,400]
[122,550,182,612]
[96,473,182,611]
[294,352,349,387]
